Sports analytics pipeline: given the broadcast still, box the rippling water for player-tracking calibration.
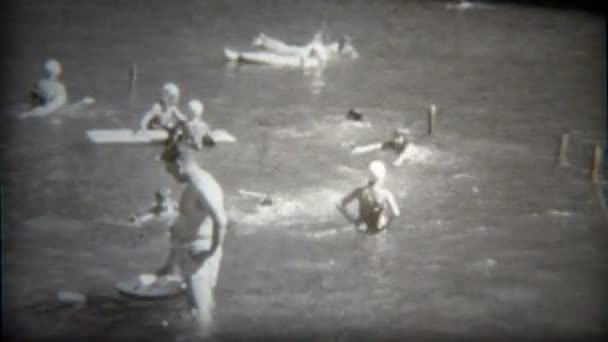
[1,1,606,341]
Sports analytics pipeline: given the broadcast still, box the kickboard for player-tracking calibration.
[116,274,185,299]
[87,129,168,144]
[86,129,237,144]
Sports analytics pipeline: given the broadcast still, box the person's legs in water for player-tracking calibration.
[187,257,215,327]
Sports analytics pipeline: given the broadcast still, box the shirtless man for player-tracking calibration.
[351,128,410,166]
[156,142,227,330]
[139,82,187,133]
[19,59,68,119]
[337,160,400,234]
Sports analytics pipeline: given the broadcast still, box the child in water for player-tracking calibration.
[129,187,179,226]
[183,99,215,150]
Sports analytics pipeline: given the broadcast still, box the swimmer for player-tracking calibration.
[19,59,68,118]
[252,31,358,60]
[352,128,410,166]
[156,142,228,330]
[327,35,359,58]
[139,82,187,133]
[337,160,400,234]
[129,187,179,226]
[182,100,216,150]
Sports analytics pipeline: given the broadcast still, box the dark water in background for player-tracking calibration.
[1,0,607,341]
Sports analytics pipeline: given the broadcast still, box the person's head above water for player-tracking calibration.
[155,187,172,202]
[161,82,180,105]
[338,35,355,53]
[392,128,409,144]
[368,160,386,185]
[188,99,204,119]
[43,59,62,78]
[161,142,197,183]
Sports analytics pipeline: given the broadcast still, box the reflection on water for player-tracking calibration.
[304,66,327,95]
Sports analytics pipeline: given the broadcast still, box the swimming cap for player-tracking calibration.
[188,100,204,117]
[44,59,62,77]
[162,82,180,98]
[368,160,386,183]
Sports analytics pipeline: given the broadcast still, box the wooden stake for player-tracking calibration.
[558,133,569,166]
[592,143,602,183]
[428,104,437,136]
[128,63,137,95]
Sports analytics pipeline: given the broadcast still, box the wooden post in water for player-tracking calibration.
[428,104,437,136]
[128,63,137,96]
[592,143,602,183]
[558,133,569,166]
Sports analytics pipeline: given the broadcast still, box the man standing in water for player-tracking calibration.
[337,160,400,233]
[158,142,227,331]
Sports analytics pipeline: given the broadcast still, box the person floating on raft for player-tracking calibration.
[129,187,179,226]
[351,128,410,166]
[224,44,325,69]
[252,31,359,60]
[224,30,347,69]
[337,160,400,234]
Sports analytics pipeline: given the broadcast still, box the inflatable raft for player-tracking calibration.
[224,47,320,69]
